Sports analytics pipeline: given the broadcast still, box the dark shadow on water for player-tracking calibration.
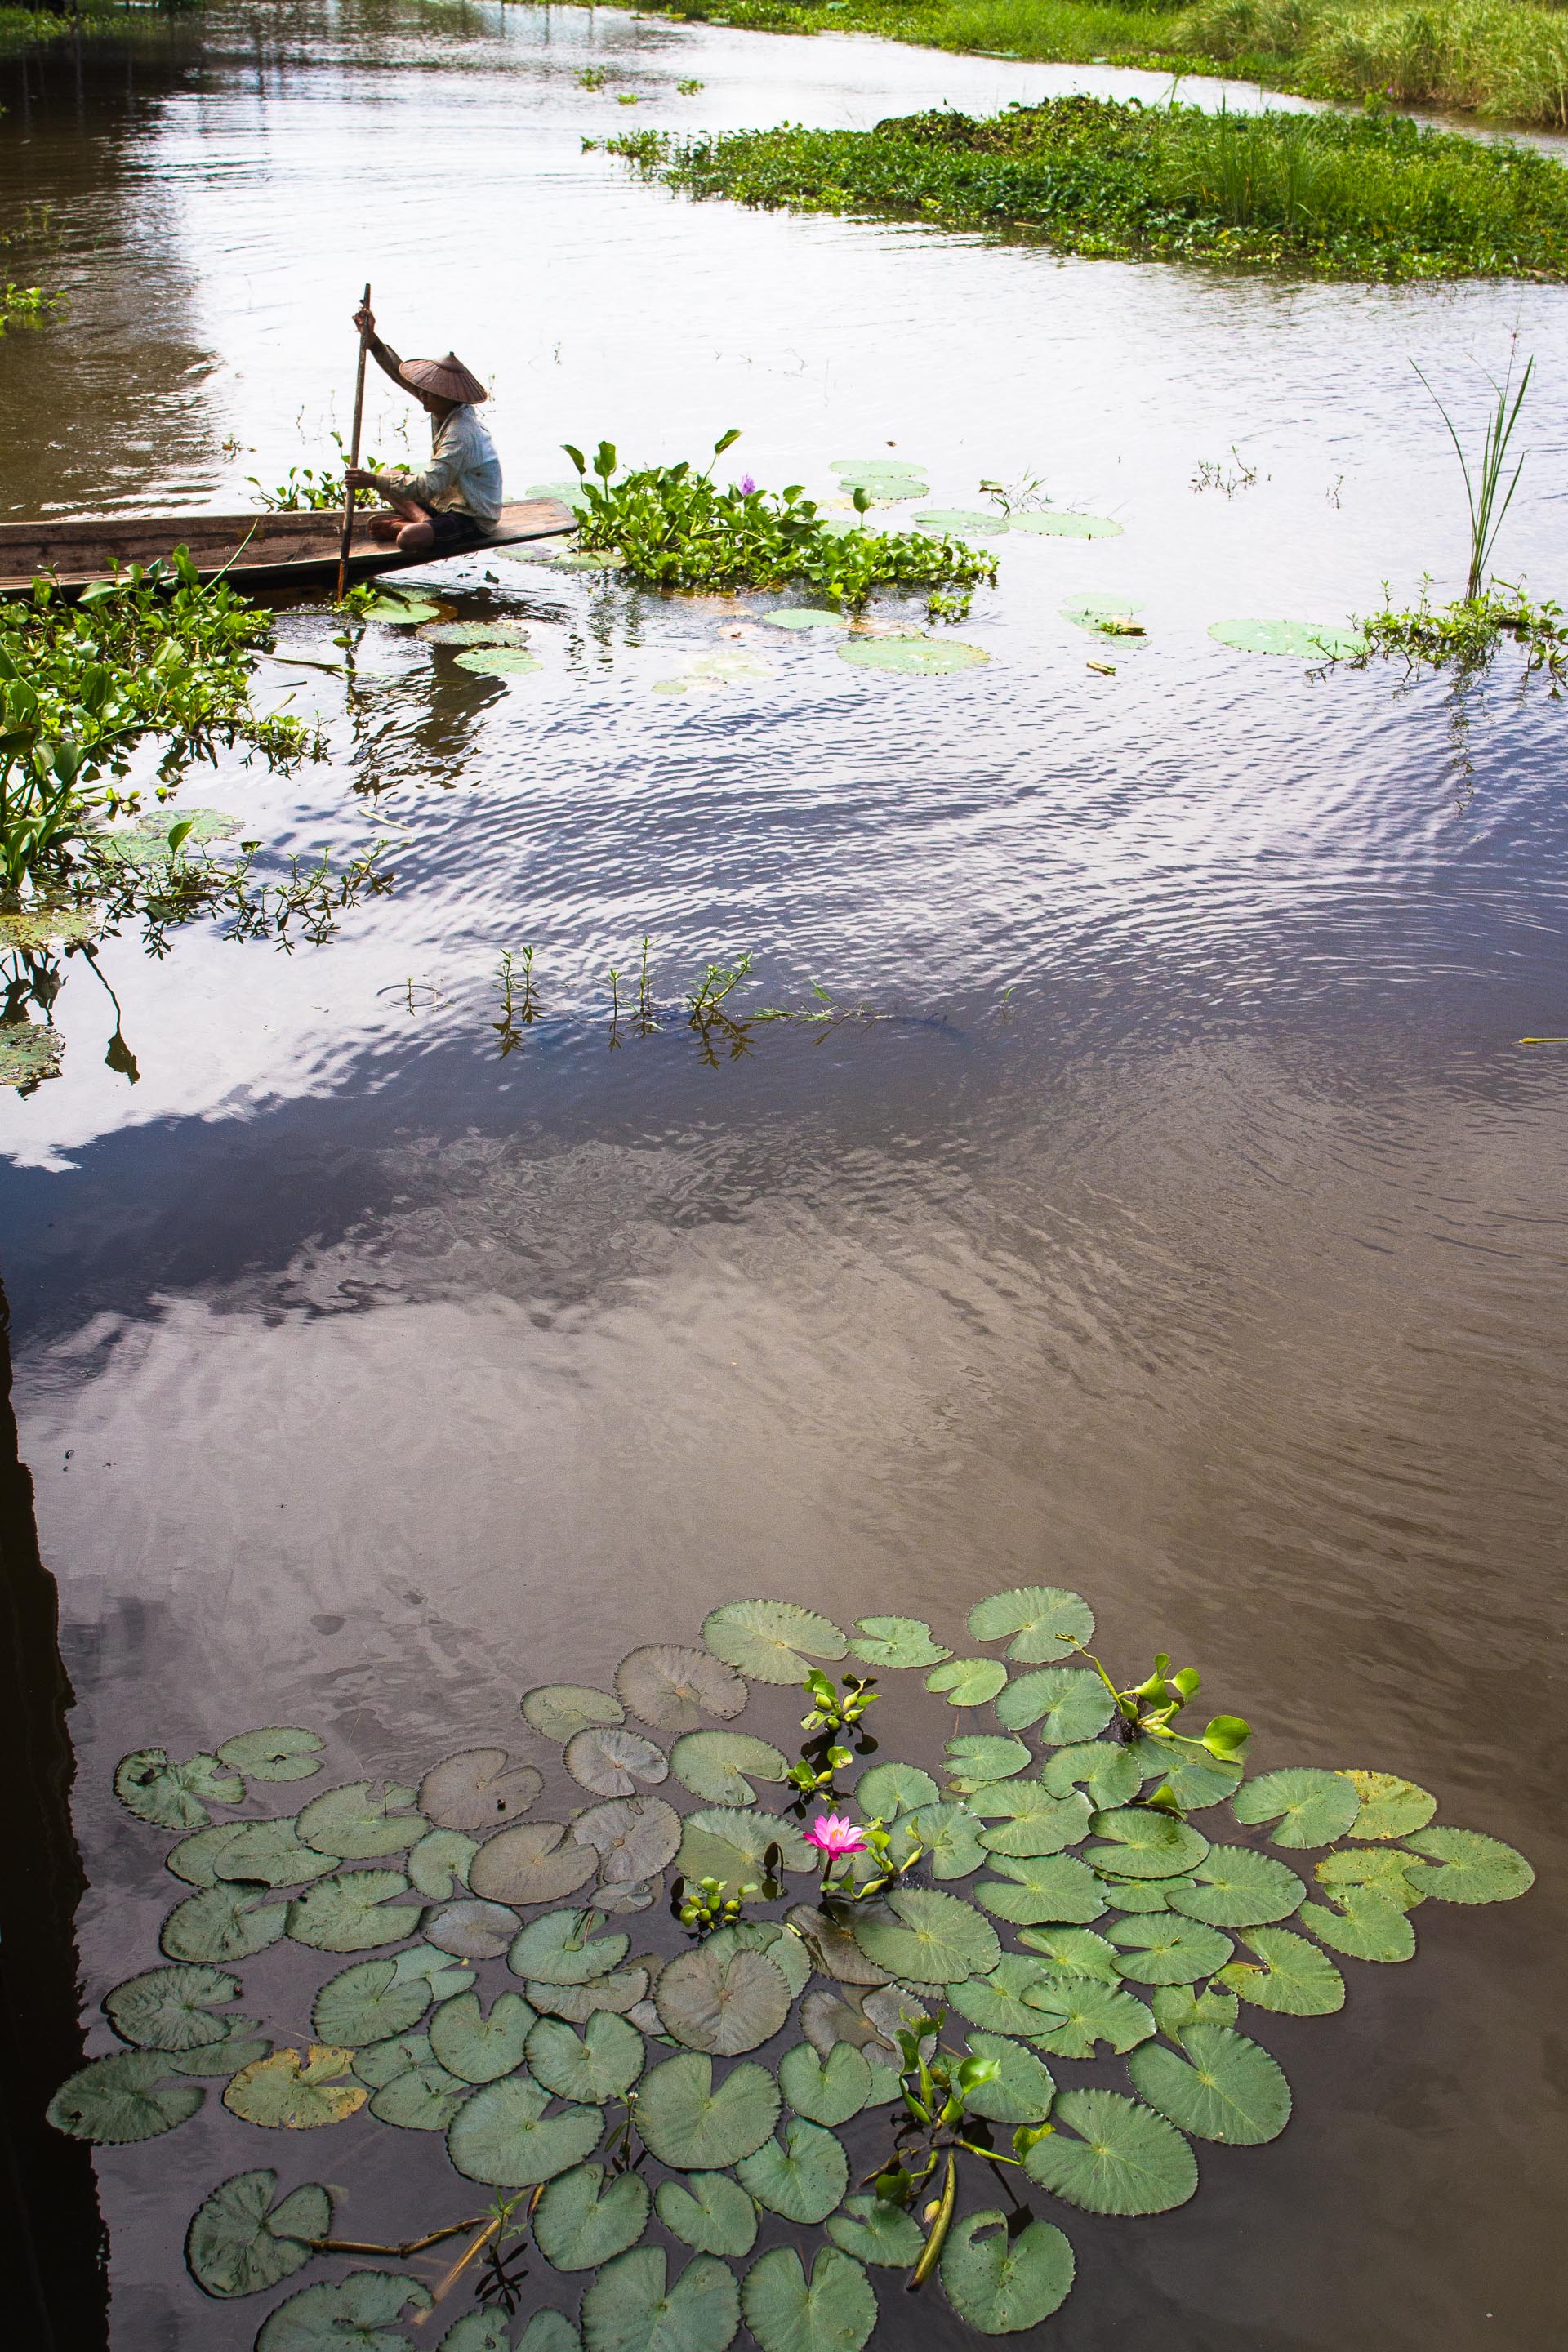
[0,1272,109,2348]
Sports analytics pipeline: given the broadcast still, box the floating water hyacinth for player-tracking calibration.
[61,1587,1532,2348]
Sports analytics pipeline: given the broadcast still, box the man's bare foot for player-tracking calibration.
[368,515,399,544]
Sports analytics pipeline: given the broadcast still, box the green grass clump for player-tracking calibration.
[612,96,1568,278]
[590,0,1568,131]
[564,433,999,606]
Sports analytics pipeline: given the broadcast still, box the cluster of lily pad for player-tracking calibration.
[51,1588,1532,2350]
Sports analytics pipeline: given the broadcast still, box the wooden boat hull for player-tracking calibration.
[0,498,579,599]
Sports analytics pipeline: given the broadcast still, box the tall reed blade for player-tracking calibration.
[1413,352,1534,599]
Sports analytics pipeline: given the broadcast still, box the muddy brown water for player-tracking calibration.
[0,6,1564,2347]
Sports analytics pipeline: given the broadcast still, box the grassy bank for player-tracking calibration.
[603,0,1568,132]
[608,95,1568,276]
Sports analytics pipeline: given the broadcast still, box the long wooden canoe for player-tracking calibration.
[0,497,579,599]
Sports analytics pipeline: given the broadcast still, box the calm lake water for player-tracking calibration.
[1,7,1564,2346]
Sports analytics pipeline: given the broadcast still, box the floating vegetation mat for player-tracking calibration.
[55,1588,1532,2347]
[1209,619,1366,659]
[0,1018,62,1087]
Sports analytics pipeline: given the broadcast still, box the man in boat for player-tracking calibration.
[343,302,503,552]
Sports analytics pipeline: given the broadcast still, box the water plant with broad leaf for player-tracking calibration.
[61,1584,1532,2346]
[561,434,998,608]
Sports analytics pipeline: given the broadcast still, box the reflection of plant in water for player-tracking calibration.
[492,946,538,1058]
[59,1588,1534,2345]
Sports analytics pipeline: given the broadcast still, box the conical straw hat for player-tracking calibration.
[399,353,488,404]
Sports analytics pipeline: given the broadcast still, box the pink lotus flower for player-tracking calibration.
[805,1813,866,1858]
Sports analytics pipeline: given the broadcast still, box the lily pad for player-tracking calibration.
[926,1657,1009,1706]
[944,1735,1032,1788]
[523,1685,625,1742]
[975,1789,1091,1859]
[408,1829,479,1901]
[1129,2023,1290,2144]
[420,1900,519,1961]
[287,1871,418,1953]
[736,2117,849,2225]
[114,1748,244,1831]
[848,1615,951,1668]
[1087,1807,1211,1881]
[311,1958,432,2047]
[445,2319,529,2352]
[418,618,532,646]
[949,1952,1061,2039]
[1217,1926,1345,2016]
[1168,1845,1304,1928]
[960,2031,1057,2124]
[965,1587,1092,1662]
[831,457,930,481]
[778,2039,872,2127]
[162,1886,289,1965]
[528,2010,646,2102]
[510,1909,630,1984]
[1008,511,1121,537]
[185,2169,331,2298]
[535,2163,651,2270]
[1143,1748,1244,1811]
[840,635,987,675]
[208,1820,341,1891]
[702,1599,848,1684]
[826,2194,924,2268]
[656,1944,792,2055]
[96,805,241,865]
[975,1852,1103,1928]
[574,1794,682,1885]
[1340,1770,1437,1841]
[368,2056,471,2132]
[456,646,543,676]
[1042,1742,1142,1808]
[1401,1825,1535,1903]
[223,2045,366,2129]
[1019,1973,1155,2059]
[1016,1925,1122,1982]
[913,509,1006,536]
[657,2172,759,2260]
[853,1762,939,1817]
[616,1645,746,1731]
[256,2272,431,2351]
[742,2246,875,2352]
[706,1921,812,1998]
[996,1667,1116,1745]
[1149,1984,1241,2038]
[679,1806,816,1885]
[1315,1846,1431,1911]
[1107,1916,1234,1984]
[940,2209,1076,2334]
[528,1966,649,2021]
[47,2050,204,2144]
[447,2071,604,2186]
[352,2031,434,2089]
[470,1822,599,1906]
[418,1750,541,1833]
[1299,1891,1416,1962]
[635,2051,780,2170]
[1023,2085,1197,2215]
[581,2247,740,2352]
[1102,1876,1197,1916]
[896,1801,987,1879]
[764,608,851,630]
[1209,617,1363,658]
[851,1886,999,1985]
[566,1726,670,1797]
[428,1990,537,2083]
[363,594,440,622]
[670,1731,788,1807]
[788,1909,890,1989]
[0,1022,61,1085]
[105,1964,242,2051]
[1232,1768,1360,1850]
[216,1728,325,1784]
[296,1780,423,1860]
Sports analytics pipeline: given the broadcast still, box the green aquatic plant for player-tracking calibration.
[1346,581,1568,691]
[0,557,318,901]
[561,433,997,608]
[608,96,1568,279]
[1413,350,1533,601]
[68,1584,1534,2346]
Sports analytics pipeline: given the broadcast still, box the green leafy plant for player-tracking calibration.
[671,1873,764,1934]
[1413,350,1533,599]
[562,431,997,608]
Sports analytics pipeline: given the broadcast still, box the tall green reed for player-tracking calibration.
[1413,351,1534,598]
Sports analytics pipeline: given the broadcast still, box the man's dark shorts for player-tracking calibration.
[428,510,481,549]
